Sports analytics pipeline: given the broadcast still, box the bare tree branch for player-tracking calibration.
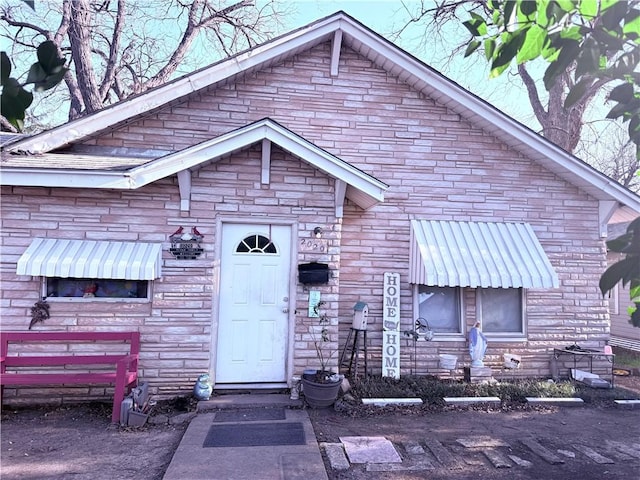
[2,0,286,125]
[98,0,125,100]
[0,116,19,132]
[67,0,102,114]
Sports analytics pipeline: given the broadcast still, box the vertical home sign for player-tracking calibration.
[382,272,401,379]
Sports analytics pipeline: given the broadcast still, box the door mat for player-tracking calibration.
[212,408,286,423]
[203,422,306,448]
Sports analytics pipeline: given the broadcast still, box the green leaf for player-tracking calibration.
[492,28,528,70]
[463,19,482,37]
[564,77,591,108]
[35,68,67,92]
[560,25,587,41]
[504,1,517,23]
[543,39,580,90]
[0,83,33,131]
[1,52,11,84]
[579,0,598,18]
[600,257,640,293]
[592,26,624,50]
[465,40,482,57]
[629,115,640,143]
[575,44,600,78]
[36,41,65,75]
[517,24,547,63]
[601,0,629,31]
[519,0,537,17]
[629,303,640,327]
[607,100,636,120]
[607,232,633,253]
[555,0,577,13]
[631,283,640,304]
[1,76,21,97]
[485,38,496,60]
[623,10,640,37]
[600,0,619,13]
[608,82,635,103]
[25,62,47,86]
[490,62,512,78]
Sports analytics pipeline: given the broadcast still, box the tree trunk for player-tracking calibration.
[67,0,103,115]
[518,65,586,153]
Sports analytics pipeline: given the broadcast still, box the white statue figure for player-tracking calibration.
[468,322,488,367]
[193,373,212,401]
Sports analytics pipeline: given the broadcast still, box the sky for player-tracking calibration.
[282,0,543,130]
[279,0,617,160]
[4,0,615,152]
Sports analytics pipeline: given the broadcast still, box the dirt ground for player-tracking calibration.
[1,374,639,480]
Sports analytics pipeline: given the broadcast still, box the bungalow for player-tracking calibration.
[2,12,639,403]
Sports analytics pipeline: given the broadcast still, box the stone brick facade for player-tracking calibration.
[0,31,618,404]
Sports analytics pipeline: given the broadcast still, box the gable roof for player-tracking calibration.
[0,118,388,210]
[2,11,639,215]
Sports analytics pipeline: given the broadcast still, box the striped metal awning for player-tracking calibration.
[16,238,162,280]
[410,220,559,288]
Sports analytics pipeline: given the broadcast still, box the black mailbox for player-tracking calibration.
[298,262,329,284]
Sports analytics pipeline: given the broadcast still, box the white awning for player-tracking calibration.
[410,220,559,288]
[16,238,162,280]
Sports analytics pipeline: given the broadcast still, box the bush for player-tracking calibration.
[351,375,580,406]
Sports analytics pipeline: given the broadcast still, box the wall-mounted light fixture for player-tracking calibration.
[313,227,323,239]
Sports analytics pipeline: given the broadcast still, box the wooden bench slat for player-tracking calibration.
[1,332,139,343]
[3,355,132,367]
[0,372,137,386]
[1,372,135,384]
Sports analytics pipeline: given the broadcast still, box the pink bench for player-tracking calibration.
[0,331,140,423]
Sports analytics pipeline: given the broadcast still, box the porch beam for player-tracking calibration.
[177,170,191,212]
[330,30,343,77]
[599,200,618,238]
[335,179,347,218]
[261,139,271,184]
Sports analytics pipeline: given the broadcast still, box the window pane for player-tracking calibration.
[481,289,522,333]
[236,235,277,254]
[417,286,460,333]
[47,277,148,299]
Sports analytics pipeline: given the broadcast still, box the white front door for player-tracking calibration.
[216,223,291,385]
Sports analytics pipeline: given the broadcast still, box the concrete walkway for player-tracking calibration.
[162,394,328,480]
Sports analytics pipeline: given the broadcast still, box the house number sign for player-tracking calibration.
[382,272,401,379]
[169,227,204,260]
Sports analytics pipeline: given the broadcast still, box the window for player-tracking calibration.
[46,277,149,300]
[236,234,277,254]
[608,284,619,315]
[416,286,462,334]
[478,288,524,336]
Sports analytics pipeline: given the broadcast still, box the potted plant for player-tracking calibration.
[301,301,343,408]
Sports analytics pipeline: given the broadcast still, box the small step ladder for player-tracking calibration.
[339,328,368,378]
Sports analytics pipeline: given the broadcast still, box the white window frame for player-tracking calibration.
[608,284,620,315]
[477,288,526,340]
[41,277,152,303]
[413,284,465,340]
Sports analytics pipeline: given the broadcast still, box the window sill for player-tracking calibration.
[430,335,466,342]
[45,297,150,303]
[484,336,527,342]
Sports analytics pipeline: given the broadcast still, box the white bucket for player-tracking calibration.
[503,353,521,369]
[439,354,457,370]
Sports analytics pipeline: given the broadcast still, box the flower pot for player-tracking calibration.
[301,376,342,408]
[439,354,457,370]
[127,411,149,427]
